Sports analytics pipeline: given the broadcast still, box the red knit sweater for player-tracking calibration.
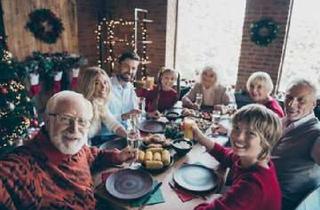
[194,144,281,210]
[264,97,285,118]
[0,129,121,210]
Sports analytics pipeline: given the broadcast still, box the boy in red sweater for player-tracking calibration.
[193,104,282,210]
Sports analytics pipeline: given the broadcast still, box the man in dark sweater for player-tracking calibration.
[272,79,320,210]
[0,91,136,209]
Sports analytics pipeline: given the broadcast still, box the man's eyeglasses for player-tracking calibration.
[48,113,91,128]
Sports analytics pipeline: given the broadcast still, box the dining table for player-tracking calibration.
[93,109,232,210]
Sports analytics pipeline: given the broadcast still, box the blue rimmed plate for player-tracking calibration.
[173,164,217,192]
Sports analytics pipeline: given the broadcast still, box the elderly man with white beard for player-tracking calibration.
[0,91,136,210]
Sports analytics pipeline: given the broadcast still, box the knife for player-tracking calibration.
[138,182,163,210]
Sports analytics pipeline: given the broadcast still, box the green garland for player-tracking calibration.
[25,9,64,44]
[250,18,279,47]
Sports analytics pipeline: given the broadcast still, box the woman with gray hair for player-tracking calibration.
[182,65,230,111]
[77,67,127,145]
[246,71,284,117]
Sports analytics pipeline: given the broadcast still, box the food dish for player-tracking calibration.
[138,148,174,173]
[171,139,193,156]
[138,120,166,133]
[99,138,127,150]
[173,164,217,192]
[105,169,153,200]
[165,111,182,121]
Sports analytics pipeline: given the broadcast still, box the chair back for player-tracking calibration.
[295,186,320,210]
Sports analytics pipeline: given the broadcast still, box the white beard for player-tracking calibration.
[50,133,87,155]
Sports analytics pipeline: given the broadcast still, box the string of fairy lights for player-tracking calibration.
[95,18,151,76]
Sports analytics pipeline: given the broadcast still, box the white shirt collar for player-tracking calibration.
[282,112,315,133]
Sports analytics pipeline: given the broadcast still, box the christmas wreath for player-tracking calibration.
[250,18,279,47]
[25,9,64,44]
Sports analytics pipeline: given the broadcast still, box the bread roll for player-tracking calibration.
[161,150,171,166]
[138,150,145,163]
[147,147,163,153]
[153,152,162,161]
[145,160,163,169]
[145,151,153,161]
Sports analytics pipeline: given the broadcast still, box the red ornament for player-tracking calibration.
[0,86,8,94]
[31,119,39,127]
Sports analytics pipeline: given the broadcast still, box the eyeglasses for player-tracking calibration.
[48,113,91,128]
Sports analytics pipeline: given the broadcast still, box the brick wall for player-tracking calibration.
[236,0,292,91]
[77,0,102,66]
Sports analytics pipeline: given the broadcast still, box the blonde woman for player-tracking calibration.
[182,66,230,111]
[77,67,127,145]
[246,71,284,117]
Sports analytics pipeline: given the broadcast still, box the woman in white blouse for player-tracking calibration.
[77,67,127,144]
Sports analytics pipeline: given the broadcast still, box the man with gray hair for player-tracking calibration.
[0,91,136,209]
[272,79,320,210]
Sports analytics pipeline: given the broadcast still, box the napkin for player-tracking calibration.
[130,180,165,207]
[168,179,196,202]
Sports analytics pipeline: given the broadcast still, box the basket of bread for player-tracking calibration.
[137,147,173,173]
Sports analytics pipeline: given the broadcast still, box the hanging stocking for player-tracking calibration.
[29,73,41,96]
[53,71,63,93]
[71,68,80,90]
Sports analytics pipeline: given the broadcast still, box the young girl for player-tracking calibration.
[193,104,282,210]
[77,67,127,145]
[137,68,179,118]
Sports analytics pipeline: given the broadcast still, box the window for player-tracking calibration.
[175,0,246,86]
[279,0,320,92]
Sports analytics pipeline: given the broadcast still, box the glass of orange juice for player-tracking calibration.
[145,76,154,90]
[183,118,195,140]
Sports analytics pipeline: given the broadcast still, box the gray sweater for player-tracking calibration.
[272,117,320,210]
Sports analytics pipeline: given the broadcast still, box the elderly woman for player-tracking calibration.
[182,66,230,111]
[77,67,127,144]
[246,71,284,117]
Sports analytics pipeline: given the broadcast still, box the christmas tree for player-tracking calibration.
[0,7,36,155]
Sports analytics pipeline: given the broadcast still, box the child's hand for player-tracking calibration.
[192,123,215,151]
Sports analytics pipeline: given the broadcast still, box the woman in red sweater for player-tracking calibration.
[193,104,282,210]
[136,68,179,118]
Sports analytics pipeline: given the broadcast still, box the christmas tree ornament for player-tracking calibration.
[7,102,15,110]
[0,86,8,94]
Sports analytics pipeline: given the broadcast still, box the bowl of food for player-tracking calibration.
[172,139,193,156]
[137,147,173,173]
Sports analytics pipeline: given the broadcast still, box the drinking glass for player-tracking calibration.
[138,97,146,121]
[183,118,195,140]
[212,110,221,123]
[194,93,203,117]
[195,93,203,110]
[127,115,141,169]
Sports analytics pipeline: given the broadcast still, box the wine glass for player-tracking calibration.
[138,97,146,121]
[127,115,141,169]
[195,93,203,117]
